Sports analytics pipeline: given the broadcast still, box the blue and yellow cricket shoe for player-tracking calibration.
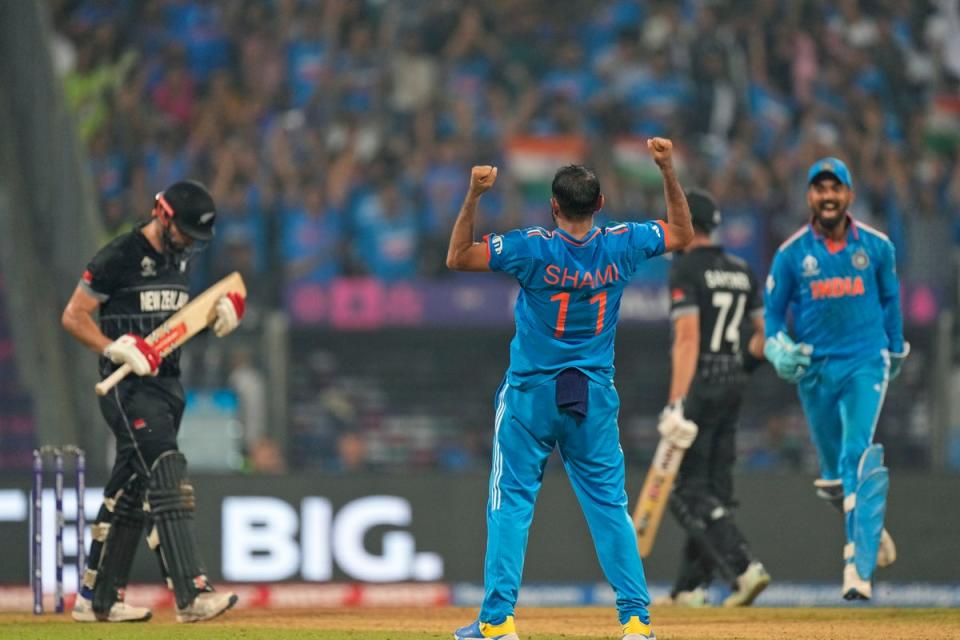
[453,615,519,640]
[622,616,656,640]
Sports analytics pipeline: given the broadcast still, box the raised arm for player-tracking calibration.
[648,137,693,252]
[446,165,498,272]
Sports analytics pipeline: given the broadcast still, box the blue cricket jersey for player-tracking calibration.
[486,221,667,389]
[764,217,905,359]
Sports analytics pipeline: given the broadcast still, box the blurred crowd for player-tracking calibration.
[51,0,960,298]
[46,0,960,472]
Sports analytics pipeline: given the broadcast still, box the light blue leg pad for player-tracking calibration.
[852,444,888,580]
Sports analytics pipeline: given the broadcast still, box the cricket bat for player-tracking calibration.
[632,436,689,558]
[94,272,246,396]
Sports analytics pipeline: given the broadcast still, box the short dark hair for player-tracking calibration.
[551,165,601,220]
[685,188,721,235]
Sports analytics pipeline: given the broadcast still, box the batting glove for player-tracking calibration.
[103,333,161,376]
[213,292,245,337]
[764,331,813,383]
[657,399,698,449]
[887,342,910,380]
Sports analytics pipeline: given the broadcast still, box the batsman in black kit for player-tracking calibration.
[61,181,245,623]
[656,189,770,607]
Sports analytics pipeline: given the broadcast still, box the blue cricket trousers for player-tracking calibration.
[479,377,651,625]
[797,352,889,497]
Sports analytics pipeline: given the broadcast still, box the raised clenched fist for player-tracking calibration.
[647,137,674,168]
[468,165,498,197]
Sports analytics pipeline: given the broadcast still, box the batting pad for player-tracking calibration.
[147,451,208,609]
[853,445,888,580]
[93,479,148,613]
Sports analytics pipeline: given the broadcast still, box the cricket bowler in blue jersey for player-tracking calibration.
[446,138,693,640]
[764,157,907,600]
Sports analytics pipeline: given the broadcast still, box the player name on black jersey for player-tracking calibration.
[140,289,190,313]
[704,269,752,291]
[670,246,762,384]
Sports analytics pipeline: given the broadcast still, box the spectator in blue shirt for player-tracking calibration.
[282,180,343,286]
[351,180,420,282]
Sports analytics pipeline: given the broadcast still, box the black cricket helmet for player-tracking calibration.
[685,187,721,233]
[155,180,216,241]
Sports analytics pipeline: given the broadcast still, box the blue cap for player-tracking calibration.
[807,157,852,188]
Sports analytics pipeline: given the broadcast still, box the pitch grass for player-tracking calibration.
[3,606,960,640]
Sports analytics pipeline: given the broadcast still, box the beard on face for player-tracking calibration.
[812,199,845,229]
[161,226,185,252]
[160,225,196,266]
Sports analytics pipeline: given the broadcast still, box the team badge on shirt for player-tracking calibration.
[140,256,157,277]
[492,234,504,255]
[802,255,820,277]
[852,250,869,270]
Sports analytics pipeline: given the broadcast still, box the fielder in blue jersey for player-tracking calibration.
[764,157,908,601]
[446,138,693,640]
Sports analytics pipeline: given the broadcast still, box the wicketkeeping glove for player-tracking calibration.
[657,399,698,449]
[887,342,910,380]
[764,331,813,383]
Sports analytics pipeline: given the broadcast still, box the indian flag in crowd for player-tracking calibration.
[507,136,587,200]
[612,136,686,187]
[925,94,960,154]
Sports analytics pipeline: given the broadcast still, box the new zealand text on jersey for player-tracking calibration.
[140,289,189,312]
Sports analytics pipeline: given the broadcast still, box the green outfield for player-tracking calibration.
[2,607,960,640]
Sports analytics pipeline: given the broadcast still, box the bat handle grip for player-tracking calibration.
[94,364,132,396]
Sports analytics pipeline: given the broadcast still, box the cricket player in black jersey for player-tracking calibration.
[655,189,770,607]
[61,180,245,623]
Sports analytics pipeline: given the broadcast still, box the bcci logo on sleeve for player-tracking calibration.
[492,234,504,255]
[801,255,820,277]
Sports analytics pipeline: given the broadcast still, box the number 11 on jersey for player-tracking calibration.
[551,291,607,338]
